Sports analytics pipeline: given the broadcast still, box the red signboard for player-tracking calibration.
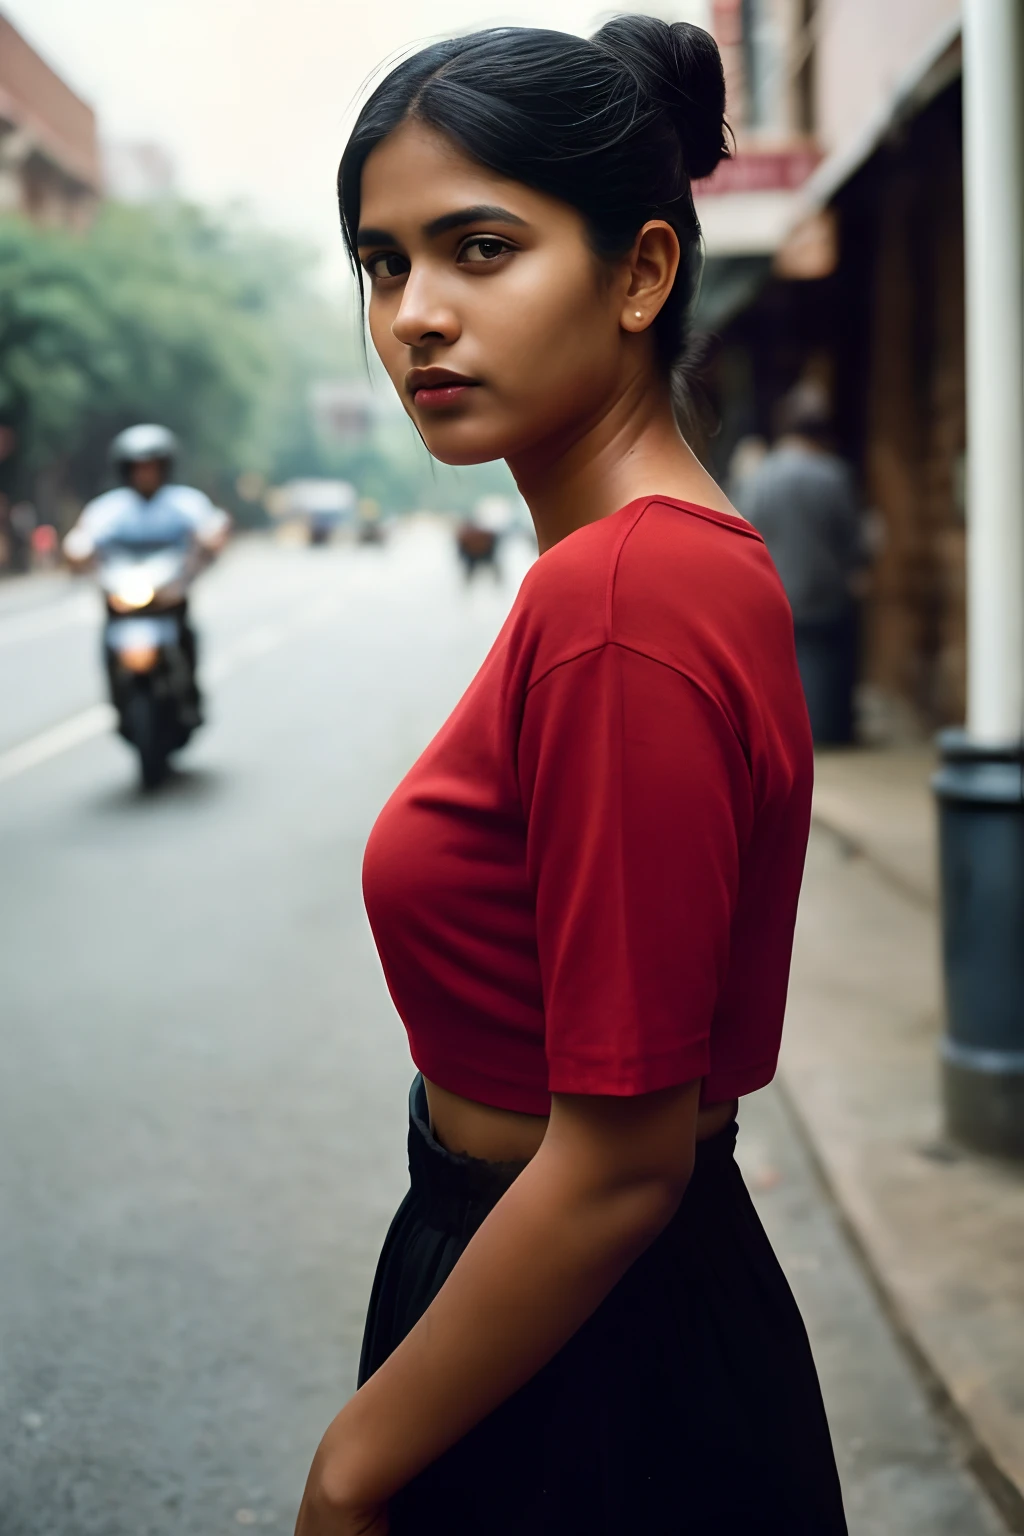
[694,149,821,197]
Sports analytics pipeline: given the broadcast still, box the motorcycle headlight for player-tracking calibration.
[117,577,155,609]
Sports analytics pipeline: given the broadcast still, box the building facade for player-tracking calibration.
[0,12,101,228]
[698,0,968,735]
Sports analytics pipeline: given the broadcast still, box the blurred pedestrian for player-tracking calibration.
[30,522,59,569]
[453,515,498,577]
[7,499,36,575]
[296,20,846,1536]
[738,383,866,745]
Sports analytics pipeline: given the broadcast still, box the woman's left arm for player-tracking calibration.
[295,1077,702,1534]
[298,650,749,1533]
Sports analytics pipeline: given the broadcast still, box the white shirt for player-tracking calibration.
[64,484,229,562]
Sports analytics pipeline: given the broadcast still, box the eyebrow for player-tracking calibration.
[424,204,527,238]
[355,204,528,247]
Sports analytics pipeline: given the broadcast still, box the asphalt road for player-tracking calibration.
[0,524,1004,1535]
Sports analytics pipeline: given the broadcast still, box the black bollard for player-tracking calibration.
[933,730,1024,1159]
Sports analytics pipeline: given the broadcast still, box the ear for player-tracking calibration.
[619,221,681,335]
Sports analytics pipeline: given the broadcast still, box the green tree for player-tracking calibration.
[0,202,359,524]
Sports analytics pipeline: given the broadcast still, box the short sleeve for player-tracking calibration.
[178,487,229,540]
[517,643,752,1098]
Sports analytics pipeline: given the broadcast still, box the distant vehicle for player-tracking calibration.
[356,497,387,546]
[275,479,357,545]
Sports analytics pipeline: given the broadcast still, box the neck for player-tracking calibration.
[508,372,734,554]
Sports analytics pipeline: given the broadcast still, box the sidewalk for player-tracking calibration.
[783,747,1024,1529]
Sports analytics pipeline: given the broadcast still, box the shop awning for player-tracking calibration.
[796,16,961,219]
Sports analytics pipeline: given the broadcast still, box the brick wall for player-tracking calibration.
[0,14,100,192]
[857,85,966,725]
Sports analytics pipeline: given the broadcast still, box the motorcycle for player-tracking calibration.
[97,539,204,789]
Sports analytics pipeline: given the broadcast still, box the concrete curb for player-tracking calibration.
[787,793,1024,1530]
[777,1066,1024,1534]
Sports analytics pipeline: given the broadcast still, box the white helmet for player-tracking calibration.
[110,423,179,466]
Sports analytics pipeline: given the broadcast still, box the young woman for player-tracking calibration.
[295,17,847,1535]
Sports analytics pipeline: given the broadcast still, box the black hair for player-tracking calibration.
[338,16,729,382]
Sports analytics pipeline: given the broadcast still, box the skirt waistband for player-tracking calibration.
[406,1074,739,1241]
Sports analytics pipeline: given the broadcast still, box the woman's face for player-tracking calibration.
[356,120,639,467]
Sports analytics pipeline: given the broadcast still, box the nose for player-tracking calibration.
[391,266,460,349]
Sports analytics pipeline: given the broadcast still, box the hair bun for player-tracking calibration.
[591,15,728,182]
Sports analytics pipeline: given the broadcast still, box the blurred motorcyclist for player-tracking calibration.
[63,424,230,723]
[455,495,512,580]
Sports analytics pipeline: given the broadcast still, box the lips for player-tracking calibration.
[407,368,480,411]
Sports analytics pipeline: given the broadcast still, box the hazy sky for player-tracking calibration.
[8,0,707,281]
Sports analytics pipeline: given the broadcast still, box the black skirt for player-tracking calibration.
[359,1077,847,1535]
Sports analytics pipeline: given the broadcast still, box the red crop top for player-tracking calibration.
[362,496,813,1113]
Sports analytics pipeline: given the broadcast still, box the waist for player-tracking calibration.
[422,1074,738,1167]
[408,1075,738,1241]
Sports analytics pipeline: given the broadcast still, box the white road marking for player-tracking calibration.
[0,603,339,786]
[0,703,116,785]
[0,593,94,650]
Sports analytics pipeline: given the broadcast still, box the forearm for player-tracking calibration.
[322,1149,683,1508]
[62,531,95,568]
[197,512,231,557]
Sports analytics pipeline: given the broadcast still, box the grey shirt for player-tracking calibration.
[738,444,863,624]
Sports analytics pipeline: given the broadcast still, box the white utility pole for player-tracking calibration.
[962,0,1024,745]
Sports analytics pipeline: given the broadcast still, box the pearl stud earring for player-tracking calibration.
[635,311,642,319]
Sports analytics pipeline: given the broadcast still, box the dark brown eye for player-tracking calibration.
[365,251,409,280]
[459,237,512,265]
